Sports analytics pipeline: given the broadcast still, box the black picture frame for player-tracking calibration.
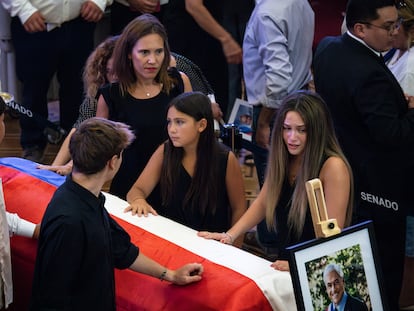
[287,221,387,311]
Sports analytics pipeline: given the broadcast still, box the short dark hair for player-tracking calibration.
[70,117,135,175]
[346,0,396,29]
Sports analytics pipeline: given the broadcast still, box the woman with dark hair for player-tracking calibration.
[96,14,192,200]
[126,92,246,246]
[199,90,354,270]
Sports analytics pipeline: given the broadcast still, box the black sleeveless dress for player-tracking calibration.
[157,142,232,232]
[257,177,315,260]
[99,68,184,200]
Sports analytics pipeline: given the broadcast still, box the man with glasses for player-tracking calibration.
[323,263,368,311]
[358,15,403,33]
[313,0,414,309]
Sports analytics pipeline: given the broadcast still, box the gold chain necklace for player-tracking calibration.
[142,83,162,98]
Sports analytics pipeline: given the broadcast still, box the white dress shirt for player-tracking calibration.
[243,0,314,108]
[387,47,414,96]
[0,0,112,29]
[6,212,36,238]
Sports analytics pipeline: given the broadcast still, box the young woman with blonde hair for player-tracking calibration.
[199,90,353,271]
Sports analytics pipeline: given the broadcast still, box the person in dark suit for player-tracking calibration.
[323,263,368,311]
[313,0,414,309]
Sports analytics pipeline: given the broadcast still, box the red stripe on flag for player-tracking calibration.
[0,165,273,311]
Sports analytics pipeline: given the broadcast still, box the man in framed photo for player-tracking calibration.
[323,263,368,311]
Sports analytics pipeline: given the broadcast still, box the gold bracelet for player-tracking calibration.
[159,269,167,281]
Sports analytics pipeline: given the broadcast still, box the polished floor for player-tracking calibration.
[0,111,61,164]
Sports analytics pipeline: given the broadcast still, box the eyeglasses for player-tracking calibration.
[359,17,403,34]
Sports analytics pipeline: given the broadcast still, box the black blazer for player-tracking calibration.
[346,295,369,311]
[313,33,414,217]
[313,32,409,311]
[326,295,368,311]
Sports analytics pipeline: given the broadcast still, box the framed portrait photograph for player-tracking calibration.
[228,98,253,142]
[287,221,387,311]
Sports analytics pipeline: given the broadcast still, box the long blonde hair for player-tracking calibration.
[264,91,354,238]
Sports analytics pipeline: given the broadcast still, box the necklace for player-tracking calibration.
[140,83,162,98]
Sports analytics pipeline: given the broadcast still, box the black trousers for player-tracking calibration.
[110,2,161,35]
[356,209,406,310]
[11,17,95,149]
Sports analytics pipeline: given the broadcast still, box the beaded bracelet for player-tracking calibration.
[159,269,167,281]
